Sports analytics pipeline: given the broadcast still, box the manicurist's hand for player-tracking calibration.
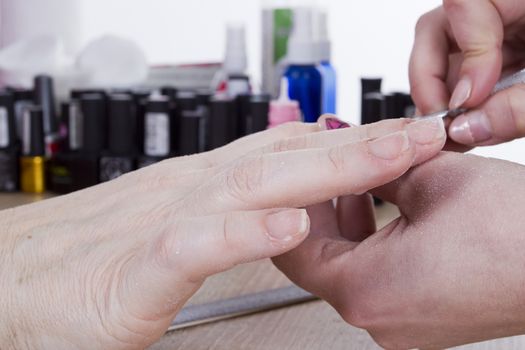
[0,116,446,349]
[274,152,525,349]
[410,0,525,147]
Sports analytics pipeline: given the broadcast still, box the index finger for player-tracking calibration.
[409,7,452,115]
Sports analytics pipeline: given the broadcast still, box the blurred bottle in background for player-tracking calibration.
[284,7,322,123]
[315,10,336,115]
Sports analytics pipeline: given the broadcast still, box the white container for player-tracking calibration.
[0,0,82,54]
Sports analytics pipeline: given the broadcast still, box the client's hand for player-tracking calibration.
[275,152,525,349]
[0,117,445,349]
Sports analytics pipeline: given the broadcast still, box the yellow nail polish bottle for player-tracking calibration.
[20,106,46,194]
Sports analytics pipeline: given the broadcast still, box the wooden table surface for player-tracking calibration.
[2,194,525,350]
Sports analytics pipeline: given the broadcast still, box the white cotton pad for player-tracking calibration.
[76,35,148,88]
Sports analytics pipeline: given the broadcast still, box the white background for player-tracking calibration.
[1,0,524,164]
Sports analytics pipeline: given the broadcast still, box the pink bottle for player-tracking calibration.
[268,78,302,128]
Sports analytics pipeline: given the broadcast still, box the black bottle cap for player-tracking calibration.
[71,89,107,100]
[108,94,137,155]
[179,110,202,156]
[177,91,197,112]
[10,88,34,102]
[22,106,45,156]
[146,95,171,113]
[361,78,382,93]
[0,90,16,148]
[403,93,415,117]
[246,94,270,135]
[361,78,382,122]
[80,93,107,153]
[385,92,415,119]
[208,97,236,150]
[196,90,213,107]
[132,89,152,103]
[34,75,58,135]
[362,92,385,125]
[235,94,252,138]
[384,93,400,119]
[160,86,178,101]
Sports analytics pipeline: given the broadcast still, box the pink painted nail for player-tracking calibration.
[325,117,351,130]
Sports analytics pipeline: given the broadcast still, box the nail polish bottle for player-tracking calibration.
[74,92,107,188]
[361,78,382,124]
[0,90,20,192]
[384,92,413,119]
[268,78,301,129]
[138,95,173,168]
[244,94,271,135]
[10,88,34,143]
[160,86,178,101]
[20,106,46,194]
[235,94,250,139]
[34,75,60,156]
[362,92,385,125]
[179,110,203,156]
[208,97,237,151]
[132,88,153,155]
[196,90,213,152]
[47,91,107,193]
[99,94,137,182]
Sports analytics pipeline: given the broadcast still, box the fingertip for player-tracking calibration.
[448,110,493,145]
[406,116,447,164]
[265,208,310,244]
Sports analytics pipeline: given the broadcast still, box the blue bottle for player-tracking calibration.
[284,7,322,123]
[316,11,337,114]
[318,62,336,114]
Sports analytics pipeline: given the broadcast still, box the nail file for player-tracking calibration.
[418,68,525,120]
[168,286,317,332]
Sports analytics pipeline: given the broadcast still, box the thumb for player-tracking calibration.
[165,208,310,280]
[448,84,525,146]
[444,0,503,110]
[121,208,309,321]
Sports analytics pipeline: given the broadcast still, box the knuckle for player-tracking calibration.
[226,156,265,201]
[220,212,238,253]
[369,334,406,350]
[325,145,348,175]
[443,0,467,12]
[507,85,525,136]
[275,121,312,137]
[153,219,182,270]
[339,295,376,330]
[414,11,433,33]
[271,135,309,153]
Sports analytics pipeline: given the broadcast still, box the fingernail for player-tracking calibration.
[406,117,445,145]
[265,209,310,242]
[449,110,493,144]
[325,117,351,130]
[449,77,472,110]
[368,131,410,160]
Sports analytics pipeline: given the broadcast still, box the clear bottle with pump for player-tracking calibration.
[224,23,251,98]
[284,7,322,123]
